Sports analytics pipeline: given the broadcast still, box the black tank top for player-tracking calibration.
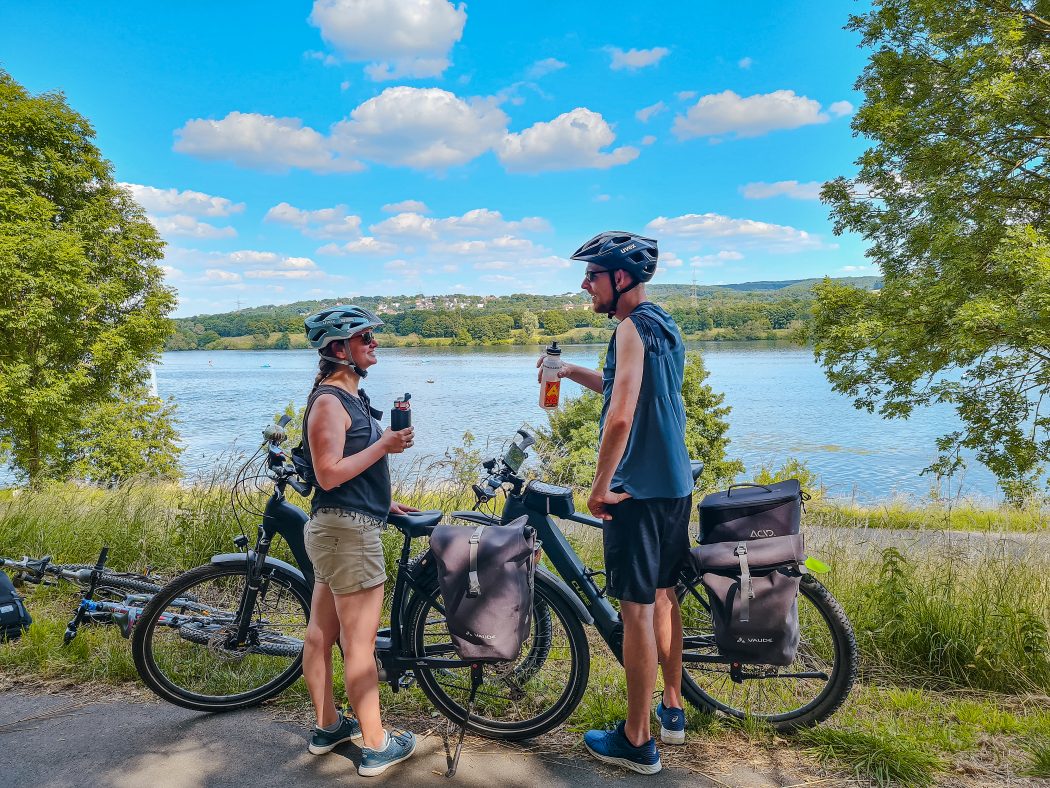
[303,385,391,520]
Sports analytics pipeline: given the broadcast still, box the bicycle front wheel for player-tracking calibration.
[680,573,857,731]
[131,563,310,711]
[406,573,589,740]
[58,566,163,595]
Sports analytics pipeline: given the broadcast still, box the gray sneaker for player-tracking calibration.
[358,730,417,777]
[309,714,363,755]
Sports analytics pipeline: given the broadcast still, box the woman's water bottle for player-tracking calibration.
[391,393,412,431]
[539,342,563,410]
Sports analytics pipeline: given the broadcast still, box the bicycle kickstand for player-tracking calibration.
[444,663,483,778]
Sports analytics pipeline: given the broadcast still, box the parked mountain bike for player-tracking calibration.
[130,420,856,739]
[1,548,163,644]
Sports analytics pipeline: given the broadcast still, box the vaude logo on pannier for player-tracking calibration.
[749,529,776,538]
[737,636,774,643]
[467,630,497,640]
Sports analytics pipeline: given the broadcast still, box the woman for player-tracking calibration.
[299,305,418,777]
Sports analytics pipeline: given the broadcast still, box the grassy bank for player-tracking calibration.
[2,480,1048,784]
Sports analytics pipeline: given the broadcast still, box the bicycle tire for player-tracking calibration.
[406,572,589,741]
[679,573,858,731]
[132,563,310,712]
[56,565,163,595]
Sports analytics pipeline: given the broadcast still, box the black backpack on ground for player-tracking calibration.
[0,571,32,642]
[690,481,809,666]
[429,517,538,662]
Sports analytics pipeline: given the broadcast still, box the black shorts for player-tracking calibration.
[602,495,693,604]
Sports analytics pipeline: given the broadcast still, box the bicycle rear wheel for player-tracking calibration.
[679,573,857,731]
[57,566,163,595]
[132,563,310,711]
[405,573,589,740]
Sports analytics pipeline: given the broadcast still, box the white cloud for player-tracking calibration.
[635,101,667,123]
[691,250,744,267]
[304,49,339,66]
[676,90,697,101]
[527,57,567,79]
[150,215,237,239]
[740,180,823,200]
[738,56,753,69]
[371,208,548,240]
[441,264,459,272]
[829,100,854,118]
[480,274,517,283]
[174,112,362,173]
[120,184,244,217]
[308,0,466,80]
[160,265,184,280]
[607,46,670,71]
[434,236,542,257]
[382,199,429,213]
[498,108,639,173]
[264,202,363,237]
[841,265,873,272]
[205,269,242,282]
[672,90,830,140]
[646,213,829,252]
[340,80,352,91]
[660,251,684,268]
[331,87,508,169]
[243,269,314,280]
[594,193,611,202]
[317,236,399,255]
[641,135,657,146]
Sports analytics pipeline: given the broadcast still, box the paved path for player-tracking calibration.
[0,689,817,788]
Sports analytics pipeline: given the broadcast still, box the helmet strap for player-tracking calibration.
[320,339,368,378]
[607,272,640,319]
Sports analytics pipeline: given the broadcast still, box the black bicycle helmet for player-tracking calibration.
[570,231,658,316]
[304,305,383,377]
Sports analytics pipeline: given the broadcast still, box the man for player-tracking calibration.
[543,231,694,775]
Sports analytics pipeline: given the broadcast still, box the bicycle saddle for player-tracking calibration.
[388,510,442,538]
[691,460,703,482]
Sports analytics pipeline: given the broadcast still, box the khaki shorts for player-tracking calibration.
[305,508,387,594]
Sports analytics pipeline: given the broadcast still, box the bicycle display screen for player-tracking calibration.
[504,442,527,473]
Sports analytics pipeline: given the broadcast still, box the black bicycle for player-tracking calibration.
[131,421,855,738]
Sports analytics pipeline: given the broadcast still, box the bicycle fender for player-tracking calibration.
[209,552,308,589]
[536,566,594,625]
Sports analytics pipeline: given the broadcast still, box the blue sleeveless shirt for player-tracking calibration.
[599,302,693,500]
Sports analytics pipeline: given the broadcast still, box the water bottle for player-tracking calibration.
[539,342,563,410]
[391,392,412,431]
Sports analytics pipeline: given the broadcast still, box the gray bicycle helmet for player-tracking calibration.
[570,231,658,315]
[304,305,383,377]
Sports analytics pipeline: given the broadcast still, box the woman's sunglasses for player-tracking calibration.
[355,330,376,345]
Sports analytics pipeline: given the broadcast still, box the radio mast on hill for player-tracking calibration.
[691,270,698,308]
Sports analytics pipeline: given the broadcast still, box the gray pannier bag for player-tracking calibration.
[690,533,806,666]
[692,479,810,666]
[429,516,537,662]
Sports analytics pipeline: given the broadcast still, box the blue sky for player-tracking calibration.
[2,1,874,317]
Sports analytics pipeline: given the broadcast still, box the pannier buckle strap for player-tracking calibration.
[734,543,753,623]
[467,525,485,598]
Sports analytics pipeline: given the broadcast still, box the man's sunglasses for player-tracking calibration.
[355,330,376,345]
[584,269,610,282]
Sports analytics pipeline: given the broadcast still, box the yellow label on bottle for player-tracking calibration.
[543,380,561,408]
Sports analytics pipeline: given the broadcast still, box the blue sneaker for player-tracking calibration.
[583,721,661,775]
[656,701,686,745]
[358,730,417,777]
[309,713,363,754]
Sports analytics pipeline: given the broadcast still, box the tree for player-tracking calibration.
[816,2,1050,501]
[0,71,178,483]
[541,310,570,336]
[520,310,539,343]
[538,352,742,490]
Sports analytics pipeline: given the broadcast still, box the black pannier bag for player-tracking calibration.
[429,516,537,662]
[0,571,32,642]
[692,479,810,666]
[691,534,805,666]
[698,480,806,543]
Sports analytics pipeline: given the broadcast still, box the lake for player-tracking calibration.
[156,343,1001,503]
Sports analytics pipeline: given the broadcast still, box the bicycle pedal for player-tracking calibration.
[398,674,416,690]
